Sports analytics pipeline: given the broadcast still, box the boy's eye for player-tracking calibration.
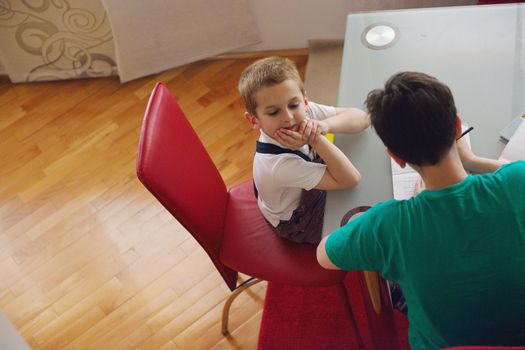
[289,103,300,109]
[267,110,278,116]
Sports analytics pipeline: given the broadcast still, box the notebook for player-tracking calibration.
[499,118,525,162]
[390,160,421,200]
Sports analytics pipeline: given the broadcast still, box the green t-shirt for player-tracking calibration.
[326,161,525,349]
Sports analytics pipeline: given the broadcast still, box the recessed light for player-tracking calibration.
[361,23,398,50]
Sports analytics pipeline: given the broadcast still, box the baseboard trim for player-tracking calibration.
[213,48,308,60]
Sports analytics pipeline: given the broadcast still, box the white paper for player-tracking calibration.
[391,160,421,200]
[390,124,471,200]
[499,119,525,162]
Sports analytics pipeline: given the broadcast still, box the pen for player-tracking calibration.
[456,126,474,141]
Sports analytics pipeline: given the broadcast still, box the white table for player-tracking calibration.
[323,4,525,235]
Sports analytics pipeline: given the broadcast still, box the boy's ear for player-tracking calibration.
[244,112,260,130]
[387,148,406,168]
[455,114,463,139]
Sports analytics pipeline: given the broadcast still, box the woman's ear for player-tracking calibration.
[245,112,260,130]
[455,115,463,138]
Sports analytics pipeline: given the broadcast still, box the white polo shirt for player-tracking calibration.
[253,102,336,226]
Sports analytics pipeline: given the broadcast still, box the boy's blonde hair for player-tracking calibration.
[238,56,305,116]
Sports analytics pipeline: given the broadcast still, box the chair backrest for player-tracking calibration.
[137,82,238,288]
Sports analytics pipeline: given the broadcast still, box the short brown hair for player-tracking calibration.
[366,71,457,166]
[238,56,304,116]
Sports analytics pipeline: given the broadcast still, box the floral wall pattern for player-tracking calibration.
[0,0,116,82]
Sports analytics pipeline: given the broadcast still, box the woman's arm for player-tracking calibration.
[456,137,508,173]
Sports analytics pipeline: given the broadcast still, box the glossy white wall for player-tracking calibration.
[240,0,477,51]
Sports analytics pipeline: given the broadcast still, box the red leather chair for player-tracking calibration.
[136,82,361,343]
[442,347,525,349]
[341,207,402,350]
[357,270,402,349]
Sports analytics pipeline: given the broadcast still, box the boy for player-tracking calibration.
[238,56,370,244]
[317,72,525,348]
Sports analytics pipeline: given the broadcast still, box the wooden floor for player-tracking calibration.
[0,53,308,349]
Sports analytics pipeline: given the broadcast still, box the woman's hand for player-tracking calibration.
[456,136,477,169]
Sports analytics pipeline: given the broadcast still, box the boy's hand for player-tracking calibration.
[298,119,329,144]
[274,119,329,149]
[274,128,308,150]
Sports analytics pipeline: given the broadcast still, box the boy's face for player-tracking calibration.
[245,79,308,138]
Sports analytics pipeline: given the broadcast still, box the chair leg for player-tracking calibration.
[338,283,364,349]
[357,273,401,350]
[222,277,264,335]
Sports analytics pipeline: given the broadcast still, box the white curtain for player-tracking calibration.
[101,0,261,82]
[0,0,260,83]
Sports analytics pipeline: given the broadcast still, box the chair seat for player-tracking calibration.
[221,180,347,287]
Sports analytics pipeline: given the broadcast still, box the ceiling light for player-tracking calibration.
[361,23,398,50]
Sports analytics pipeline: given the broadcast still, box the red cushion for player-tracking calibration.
[221,180,347,287]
